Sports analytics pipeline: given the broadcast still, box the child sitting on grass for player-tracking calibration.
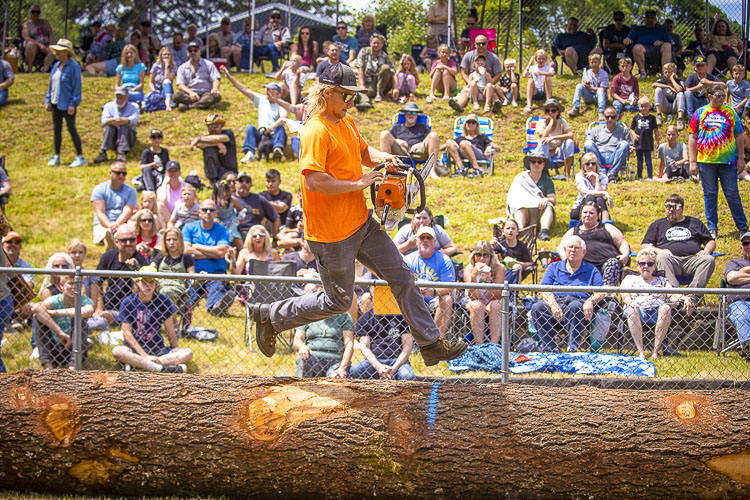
[726,63,750,121]
[630,95,659,181]
[655,125,690,182]
[396,54,420,104]
[468,55,498,112]
[653,62,686,130]
[611,57,639,118]
[496,57,520,108]
[568,53,609,120]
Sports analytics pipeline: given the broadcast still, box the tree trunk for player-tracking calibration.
[0,371,749,499]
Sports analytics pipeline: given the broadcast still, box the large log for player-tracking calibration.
[0,371,749,499]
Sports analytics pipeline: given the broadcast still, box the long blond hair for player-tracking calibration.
[119,43,141,67]
[303,82,335,122]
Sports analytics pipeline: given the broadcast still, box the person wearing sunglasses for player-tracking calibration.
[642,194,716,316]
[620,248,676,361]
[688,84,748,240]
[91,160,138,250]
[538,98,575,179]
[569,153,612,221]
[354,33,396,108]
[21,4,55,72]
[173,41,222,112]
[724,231,750,361]
[601,11,630,74]
[333,22,358,64]
[253,10,291,73]
[251,62,467,366]
[463,240,506,345]
[458,9,479,48]
[39,252,74,302]
[506,150,556,240]
[450,34,502,114]
[583,105,632,182]
[233,225,279,275]
[379,101,440,178]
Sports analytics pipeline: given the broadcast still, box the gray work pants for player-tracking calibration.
[655,252,715,289]
[269,214,440,346]
[101,124,136,153]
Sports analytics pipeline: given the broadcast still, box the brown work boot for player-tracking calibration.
[420,336,468,366]
[252,303,278,357]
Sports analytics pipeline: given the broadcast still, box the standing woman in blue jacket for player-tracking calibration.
[45,39,86,168]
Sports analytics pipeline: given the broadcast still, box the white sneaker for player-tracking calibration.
[502,98,510,106]
[29,346,39,360]
[240,151,255,163]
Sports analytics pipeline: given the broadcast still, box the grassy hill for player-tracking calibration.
[0,66,748,287]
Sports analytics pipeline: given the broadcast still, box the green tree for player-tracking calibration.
[358,0,428,58]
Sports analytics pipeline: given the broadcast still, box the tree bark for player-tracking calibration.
[0,371,749,499]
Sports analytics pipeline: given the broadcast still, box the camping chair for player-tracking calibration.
[585,120,633,181]
[522,116,580,179]
[411,43,425,69]
[390,111,433,168]
[468,28,497,52]
[716,279,746,356]
[442,116,495,177]
[242,259,298,350]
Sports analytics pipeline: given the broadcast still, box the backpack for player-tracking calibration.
[143,91,166,113]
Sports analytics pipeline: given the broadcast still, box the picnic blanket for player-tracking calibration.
[448,343,655,378]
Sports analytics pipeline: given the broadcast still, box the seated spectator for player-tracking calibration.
[85,28,126,76]
[653,62,686,129]
[282,237,318,277]
[185,24,203,49]
[379,102,439,176]
[31,274,94,369]
[444,113,499,175]
[740,126,750,182]
[463,241,506,344]
[355,15,382,51]
[212,178,243,250]
[93,87,140,164]
[21,4,55,72]
[225,18,248,70]
[531,235,605,352]
[404,226,455,334]
[315,43,348,81]
[354,34,396,108]
[495,57,520,107]
[725,232,750,360]
[522,49,553,114]
[139,20,161,62]
[168,184,199,230]
[153,228,195,327]
[183,199,236,317]
[137,128,169,192]
[601,11,630,74]
[290,26,317,69]
[2,230,35,329]
[641,194,715,315]
[394,207,457,256]
[156,161,188,226]
[171,32,188,67]
[426,43,457,104]
[727,64,750,121]
[623,10,672,78]
[505,151,556,240]
[220,67,287,163]
[333,21,358,64]
[254,10,290,72]
[419,35,439,72]
[656,125,690,182]
[450,35,502,113]
[706,19,743,76]
[538,99,575,179]
[36,252,77,322]
[0,52,15,108]
[630,95,659,181]
[91,161,137,249]
[492,218,533,283]
[134,208,162,260]
[350,311,415,380]
[113,266,193,372]
[684,56,722,118]
[610,57,639,118]
[568,53,609,121]
[395,54,420,104]
[130,190,165,229]
[570,153,613,220]
[116,44,146,103]
[189,113,238,185]
[146,47,175,111]
[681,25,706,63]
[274,55,311,106]
[468,55,499,112]
[233,172,279,241]
[293,283,354,378]
[663,19,684,75]
[583,106,632,182]
[558,202,630,286]
[0,158,9,209]
[233,224,280,274]
[129,30,149,66]
[621,248,675,360]
[259,168,292,228]
[552,17,597,74]
[88,226,149,332]
[217,17,235,60]
[86,22,113,64]
[459,8,479,48]
[173,41,221,111]
[277,213,305,251]
[206,34,222,59]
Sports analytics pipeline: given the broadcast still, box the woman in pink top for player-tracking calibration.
[156,161,188,227]
[427,43,457,103]
[291,27,317,68]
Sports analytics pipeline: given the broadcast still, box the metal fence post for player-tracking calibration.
[73,266,83,370]
[501,284,510,384]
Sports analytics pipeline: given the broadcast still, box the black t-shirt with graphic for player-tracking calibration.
[642,216,713,256]
[355,311,408,359]
[631,114,658,151]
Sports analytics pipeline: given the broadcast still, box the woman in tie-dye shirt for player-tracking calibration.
[687,84,748,238]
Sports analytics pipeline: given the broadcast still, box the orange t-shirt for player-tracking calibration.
[299,113,369,243]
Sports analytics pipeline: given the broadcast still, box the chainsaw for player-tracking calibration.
[370,153,435,231]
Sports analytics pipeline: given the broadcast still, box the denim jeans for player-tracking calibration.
[188,277,231,315]
[685,91,707,118]
[0,294,14,372]
[291,136,300,158]
[268,215,441,347]
[0,90,8,108]
[584,139,630,178]
[295,354,346,378]
[531,294,587,351]
[612,100,638,117]
[242,124,287,153]
[349,358,416,380]
[253,43,280,70]
[572,85,607,113]
[127,90,144,103]
[698,162,748,232]
[728,300,750,345]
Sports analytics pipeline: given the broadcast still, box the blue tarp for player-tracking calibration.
[448,344,655,378]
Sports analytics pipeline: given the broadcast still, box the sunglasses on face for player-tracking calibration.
[405,111,418,115]
[251,234,265,239]
[467,22,475,26]
[200,208,217,213]
[638,261,655,268]
[337,26,347,30]
[605,115,616,120]
[31,10,40,14]
[741,240,750,247]
[614,17,624,22]
[271,15,281,19]
[584,161,597,166]
[301,31,310,35]
[529,159,545,165]
[111,170,127,176]
[141,218,154,223]
[150,135,162,139]
[475,253,490,258]
[332,89,357,102]
[665,203,682,210]
[545,108,559,113]
[712,93,726,99]
[118,237,136,244]
[4,240,21,245]
[475,42,487,46]
[52,263,70,269]
[238,179,251,184]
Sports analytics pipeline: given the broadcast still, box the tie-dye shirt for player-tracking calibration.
[688,104,743,165]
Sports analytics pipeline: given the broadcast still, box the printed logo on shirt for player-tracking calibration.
[387,319,402,339]
[665,226,692,242]
[703,114,728,129]
[252,208,260,214]
[413,266,439,282]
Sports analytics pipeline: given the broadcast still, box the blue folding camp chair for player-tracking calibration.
[390,112,432,168]
[585,120,633,181]
[441,116,495,176]
[522,116,579,179]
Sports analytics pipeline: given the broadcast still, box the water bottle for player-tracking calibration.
[238,208,248,220]
[153,154,162,169]
[628,92,635,105]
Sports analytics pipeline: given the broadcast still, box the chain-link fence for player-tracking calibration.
[1,266,748,387]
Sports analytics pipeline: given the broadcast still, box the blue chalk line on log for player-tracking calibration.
[427,382,441,429]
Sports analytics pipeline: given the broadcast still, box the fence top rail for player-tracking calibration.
[0,267,746,296]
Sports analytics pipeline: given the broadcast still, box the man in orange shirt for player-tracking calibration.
[251,63,467,366]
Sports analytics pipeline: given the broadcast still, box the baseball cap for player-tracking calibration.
[149,128,163,138]
[741,231,750,241]
[3,231,22,243]
[416,226,436,239]
[187,40,200,49]
[238,171,252,181]
[263,83,282,93]
[644,9,657,16]
[464,113,479,123]
[135,265,158,281]
[114,86,128,96]
[319,63,366,92]
[694,55,706,65]
[165,160,181,171]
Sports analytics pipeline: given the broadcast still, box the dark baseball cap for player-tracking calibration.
[319,63,366,92]
[187,41,200,49]
[165,160,181,171]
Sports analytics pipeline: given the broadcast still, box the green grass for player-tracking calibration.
[0,66,748,380]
